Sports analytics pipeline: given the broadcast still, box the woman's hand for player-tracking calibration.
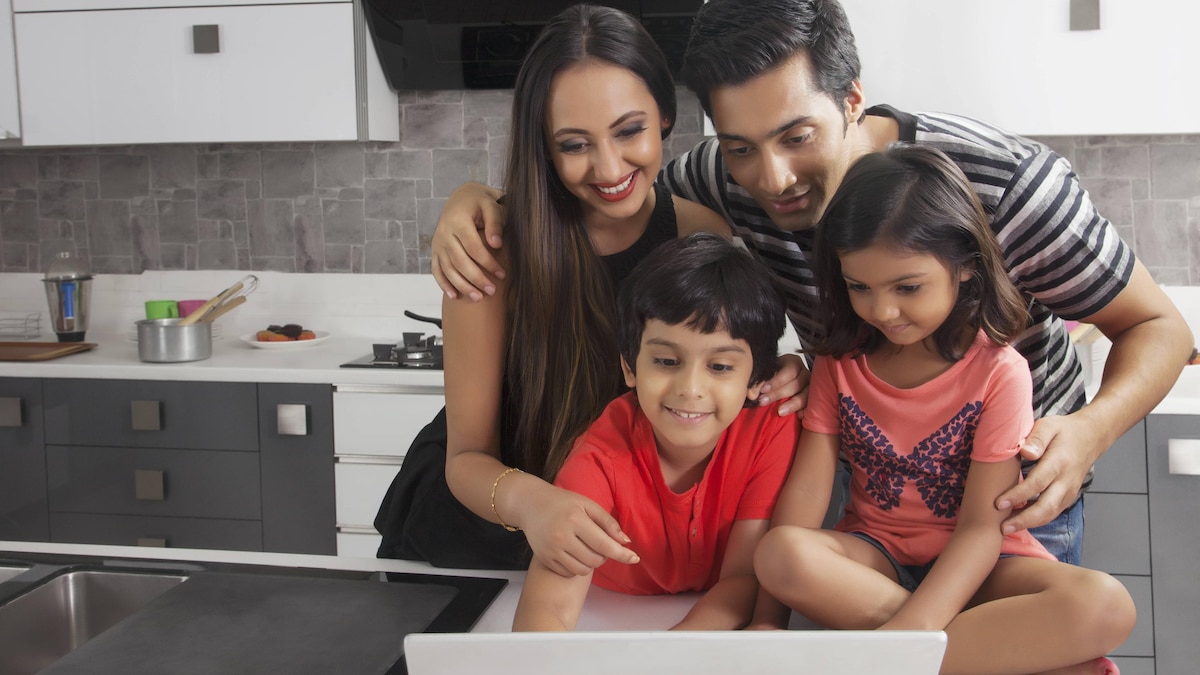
[430,182,508,300]
[756,353,811,417]
[519,481,641,577]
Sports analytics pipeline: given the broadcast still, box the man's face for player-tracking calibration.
[708,51,867,232]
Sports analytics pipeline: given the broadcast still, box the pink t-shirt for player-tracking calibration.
[556,392,798,595]
[803,331,1053,565]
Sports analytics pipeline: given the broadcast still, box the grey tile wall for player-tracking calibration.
[0,89,1196,285]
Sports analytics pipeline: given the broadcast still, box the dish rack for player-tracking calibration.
[0,312,43,340]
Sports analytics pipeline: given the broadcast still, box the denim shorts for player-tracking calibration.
[1028,496,1085,565]
[848,532,933,593]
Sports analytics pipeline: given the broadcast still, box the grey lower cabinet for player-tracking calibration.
[1145,414,1200,675]
[36,378,334,555]
[0,378,49,541]
[1083,421,1154,675]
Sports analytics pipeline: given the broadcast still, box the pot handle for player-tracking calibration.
[404,310,442,329]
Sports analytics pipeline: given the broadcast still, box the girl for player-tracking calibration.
[376,5,802,574]
[753,144,1134,674]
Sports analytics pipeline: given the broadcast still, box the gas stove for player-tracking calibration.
[339,333,443,369]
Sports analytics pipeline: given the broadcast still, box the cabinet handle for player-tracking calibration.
[1168,439,1200,475]
[135,469,166,501]
[193,24,220,54]
[130,400,162,431]
[277,403,310,436]
[136,537,169,548]
[0,397,22,427]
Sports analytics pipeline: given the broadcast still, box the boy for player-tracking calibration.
[512,233,798,631]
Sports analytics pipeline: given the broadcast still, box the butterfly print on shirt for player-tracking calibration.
[839,395,982,518]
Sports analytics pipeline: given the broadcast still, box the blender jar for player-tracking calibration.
[42,250,93,342]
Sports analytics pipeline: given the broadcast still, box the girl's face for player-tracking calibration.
[545,60,669,228]
[838,243,971,350]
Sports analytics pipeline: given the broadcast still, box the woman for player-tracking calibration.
[376,4,777,574]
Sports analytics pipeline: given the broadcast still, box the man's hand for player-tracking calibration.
[430,182,508,300]
[996,414,1106,534]
[757,353,811,417]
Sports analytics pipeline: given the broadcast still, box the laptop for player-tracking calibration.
[403,630,947,675]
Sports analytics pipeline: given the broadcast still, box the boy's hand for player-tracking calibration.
[521,485,640,577]
[757,353,810,417]
[431,182,508,300]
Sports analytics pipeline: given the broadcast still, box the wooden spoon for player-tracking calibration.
[198,295,246,324]
[178,280,245,326]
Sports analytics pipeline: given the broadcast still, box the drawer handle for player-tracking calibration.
[277,403,310,437]
[0,397,22,428]
[1168,439,1200,476]
[193,24,220,54]
[335,454,405,465]
[136,537,169,548]
[135,469,166,501]
[130,400,162,431]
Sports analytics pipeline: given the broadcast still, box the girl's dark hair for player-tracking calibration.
[617,232,786,389]
[681,0,860,117]
[812,143,1029,361]
[503,4,677,481]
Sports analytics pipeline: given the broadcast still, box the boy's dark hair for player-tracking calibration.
[680,0,861,117]
[617,232,786,387]
[812,143,1030,361]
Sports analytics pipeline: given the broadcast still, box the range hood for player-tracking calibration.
[361,0,704,90]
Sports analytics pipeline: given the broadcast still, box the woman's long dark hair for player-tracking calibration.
[503,4,677,481]
[812,143,1029,361]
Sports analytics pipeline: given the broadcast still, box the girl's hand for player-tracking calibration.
[757,353,811,417]
[430,182,508,301]
[520,483,640,577]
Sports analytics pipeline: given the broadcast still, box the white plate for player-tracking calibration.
[240,330,331,349]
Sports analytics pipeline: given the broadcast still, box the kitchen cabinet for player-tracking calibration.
[1083,421,1154,674]
[0,378,48,541]
[1146,414,1200,675]
[332,384,445,558]
[35,378,335,554]
[0,0,19,140]
[841,0,1200,135]
[11,0,398,146]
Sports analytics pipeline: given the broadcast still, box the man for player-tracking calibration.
[429,0,1193,564]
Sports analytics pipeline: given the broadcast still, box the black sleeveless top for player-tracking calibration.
[600,183,678,287]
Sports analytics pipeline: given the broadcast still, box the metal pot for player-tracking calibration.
[136,318,212,363]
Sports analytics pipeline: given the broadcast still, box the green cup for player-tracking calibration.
[145,300,180,320]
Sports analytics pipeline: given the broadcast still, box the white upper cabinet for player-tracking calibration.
[12,0,398,146]
[842,0,1200,136]
[1,0,19,140]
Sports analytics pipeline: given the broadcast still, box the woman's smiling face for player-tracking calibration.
[545,60,669,226]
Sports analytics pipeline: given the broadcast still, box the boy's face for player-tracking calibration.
[622,318,764,460]
[708,51,869,233]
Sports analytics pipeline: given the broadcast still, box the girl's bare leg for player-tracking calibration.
[938,557,1135,675]
[754,526,908,629]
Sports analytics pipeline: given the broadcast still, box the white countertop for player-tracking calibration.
[0,541,697,633]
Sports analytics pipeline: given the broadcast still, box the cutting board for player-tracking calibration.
[40,571,459,675]
[0,341,96,361]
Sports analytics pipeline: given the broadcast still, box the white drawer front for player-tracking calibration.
[15,3,357,145]
[333,391,444,458]
[336,531,382,559]
[335,460,402,530]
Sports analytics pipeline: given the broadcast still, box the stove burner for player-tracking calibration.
[341,333,444,369]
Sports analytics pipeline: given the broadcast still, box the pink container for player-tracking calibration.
[177,299,209,318]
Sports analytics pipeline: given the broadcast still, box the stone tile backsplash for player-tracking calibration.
[0,88,1196,285]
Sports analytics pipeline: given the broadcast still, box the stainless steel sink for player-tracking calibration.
[0,569,188,675]
[0,565,29,583]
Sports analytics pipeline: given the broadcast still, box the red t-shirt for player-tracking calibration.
[555,392,798,595]
[803,331,1054,565]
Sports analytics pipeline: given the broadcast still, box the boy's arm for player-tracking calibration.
[672,518,767,631]
[880,457,1017,631]
[512,557,593,631]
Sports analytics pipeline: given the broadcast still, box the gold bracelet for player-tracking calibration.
[490,467,523,532]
